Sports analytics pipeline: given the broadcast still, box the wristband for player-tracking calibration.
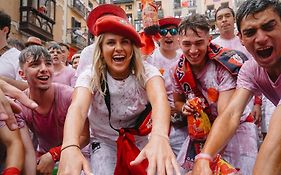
[195,153,213,162]
[254,96,262,105]
[2,167,21,175]
[61,144,80,152]
[49,145,62,162]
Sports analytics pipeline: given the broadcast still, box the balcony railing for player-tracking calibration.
[19,6,55,41]
[113,0,133,4]
[67,29,87,49]
[72,0,86,17]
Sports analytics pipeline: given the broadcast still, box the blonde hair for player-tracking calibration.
[90,34,146,96]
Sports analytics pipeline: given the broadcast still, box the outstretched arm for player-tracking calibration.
[0,80,37,130]
[253,105,281,175]
[131,76,180,175]
[192,88,252,175]
[58,87,92,175]
[0,124,24,172]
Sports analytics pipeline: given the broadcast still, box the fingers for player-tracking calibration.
[182,101,194,116]
[0,80,38,109]
[130,150,147,166]
[146,157,156,175]
[82,159,93,175]
[171,157,181,175]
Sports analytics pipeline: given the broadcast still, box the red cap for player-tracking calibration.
[159,17,181,28]
[87,4,127,36]
[93,15,144,47]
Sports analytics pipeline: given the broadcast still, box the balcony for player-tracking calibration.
[206,9,216,21]
[19,6,55,41]
[113,0,133,4]
[72,0,86,18]
[67,29,87,49]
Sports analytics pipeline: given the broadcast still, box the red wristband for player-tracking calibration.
[49,145,62,162]
[2,167,21,175]
[254,96,262,105]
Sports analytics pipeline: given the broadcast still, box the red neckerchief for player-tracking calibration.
[174,54,214,122]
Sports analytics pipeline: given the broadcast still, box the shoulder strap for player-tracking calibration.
[101,79,152,135]
[101,80,119,132]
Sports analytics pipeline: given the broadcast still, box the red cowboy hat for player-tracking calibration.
[87,4,127,36]
[159,17,181,28]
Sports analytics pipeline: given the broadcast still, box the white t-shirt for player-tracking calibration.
[146,48,182,107]
[212,36,253,61]
[75,44,94,78]
[0,47,21,79]
[75,61,161,142]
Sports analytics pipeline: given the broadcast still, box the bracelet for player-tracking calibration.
[254,96,262,105]
[49,146,62,162]
[149,132,169,141]
[61,144,80,152]
[195,153,213,162]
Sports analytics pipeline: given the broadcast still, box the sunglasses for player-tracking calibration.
[159,28,178,36]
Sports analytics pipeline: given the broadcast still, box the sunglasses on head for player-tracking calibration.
[159,28,178,36]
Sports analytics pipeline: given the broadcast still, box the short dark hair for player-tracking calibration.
[0,11,11,38]
[236,0,281,33]
[7,38,25,51]
[178,14,210,36]
[215,6,235,21]
[19,45,51,68]
[58,42,69,50]
[47,43,62,51]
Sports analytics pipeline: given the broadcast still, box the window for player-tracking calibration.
[71,17,81,29]
[174,11,181,18]
[174,0,181,9]
[221,2,229,8]
[188,0,196,7]
[125,5,132,10]
[88,1,93,10]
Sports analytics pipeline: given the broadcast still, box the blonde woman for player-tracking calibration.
[58,15,180,175]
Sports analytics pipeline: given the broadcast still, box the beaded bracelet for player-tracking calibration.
[61,144,80,152]
[195,153,213,162]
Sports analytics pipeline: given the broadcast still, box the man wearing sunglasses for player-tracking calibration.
[146,17,187,160]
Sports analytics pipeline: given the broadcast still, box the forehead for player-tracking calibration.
[240,8,280,30]
[180,28,209,41]
[103,33,126,40]
[25,56,51,63]
[216,8,233,17]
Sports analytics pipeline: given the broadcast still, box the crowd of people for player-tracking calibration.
[0,0,280,175]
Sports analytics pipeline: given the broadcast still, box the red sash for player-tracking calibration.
[174,54,214,122]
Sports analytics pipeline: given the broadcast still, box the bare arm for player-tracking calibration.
[0,76,28,91]
[253,105,281,175]
[0,125,24,170]
[19,126,36,175]
[0,80,37,130]
[131,76,180,175]
[58,87,92,175]
[192,88,252,175]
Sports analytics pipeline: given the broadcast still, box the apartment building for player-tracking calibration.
[0,0,98,57]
